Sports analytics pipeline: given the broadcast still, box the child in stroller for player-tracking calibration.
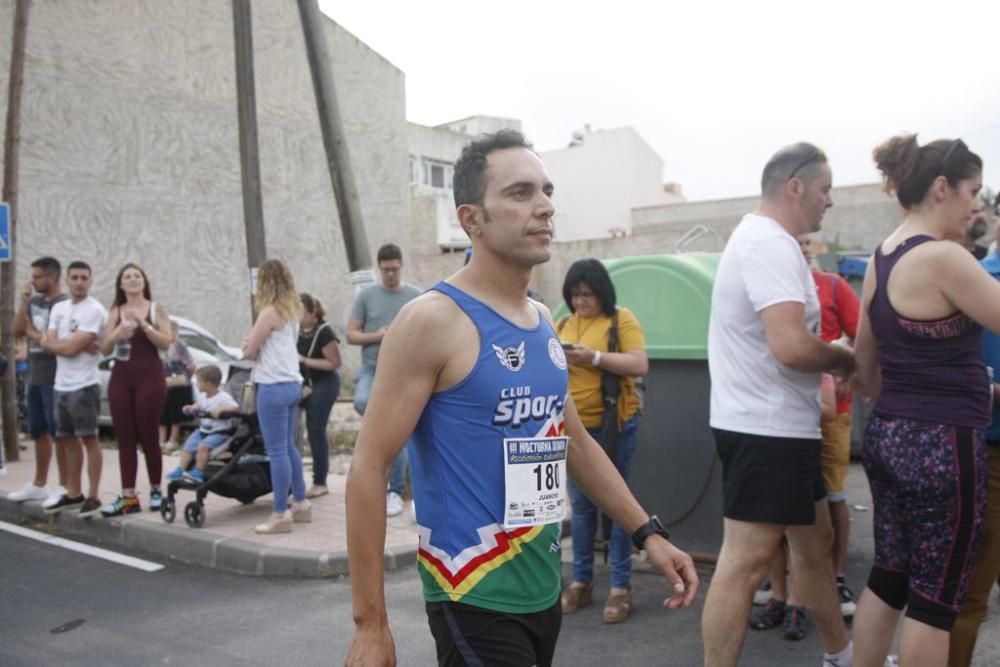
[161,363,272,528]
[165,365,239,484]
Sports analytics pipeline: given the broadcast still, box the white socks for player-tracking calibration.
[823,640,853,666]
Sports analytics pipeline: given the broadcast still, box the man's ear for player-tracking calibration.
[457,203,483,238]
[785,176,804,200]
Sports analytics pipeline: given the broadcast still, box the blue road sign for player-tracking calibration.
[0,202,10,262]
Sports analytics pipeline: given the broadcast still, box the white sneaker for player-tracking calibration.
[7,482,48,502]
[386,492,404,517]
[43,486,68,509]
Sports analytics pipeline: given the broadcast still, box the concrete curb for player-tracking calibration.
[0,496,418,578]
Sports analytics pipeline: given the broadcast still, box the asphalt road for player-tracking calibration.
[2,516,999,666]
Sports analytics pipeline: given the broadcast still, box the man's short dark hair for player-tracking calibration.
[31,256,61,277]
[376,243,402,264]
[66,260,91,275]
[453,129,533,208]
[761,142,828,196]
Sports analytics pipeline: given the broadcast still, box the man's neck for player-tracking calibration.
[451,257,534,311]
[380,283,403,293]
[756,201,801,237]
[204,388,219,398]
[71,294,87,305]
[43,287,63,300]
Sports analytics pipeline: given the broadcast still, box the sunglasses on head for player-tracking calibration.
[787,147,820,181]
[940,138,965,173]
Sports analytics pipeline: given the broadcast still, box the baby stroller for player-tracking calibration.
[160,363,272,528]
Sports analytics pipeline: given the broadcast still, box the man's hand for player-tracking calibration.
[829,341,855,379]
[20,280,33,302]
[345,623,395,667]
[643,535,700,608]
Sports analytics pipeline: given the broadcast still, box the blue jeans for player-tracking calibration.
[26,384,56,438]
[304,372,340,485]
[355,362,408,496]
[182,430,232,454]
[568,415,640,589]
[257,382,306,512]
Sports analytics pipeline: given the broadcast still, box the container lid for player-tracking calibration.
[552,253,720,360]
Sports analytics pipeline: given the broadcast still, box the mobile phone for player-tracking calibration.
[561,343,575,350]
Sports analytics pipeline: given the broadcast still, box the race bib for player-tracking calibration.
[503,436,568,529]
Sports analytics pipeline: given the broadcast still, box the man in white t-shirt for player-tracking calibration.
[40,261,107,518]
[702,143,856,667]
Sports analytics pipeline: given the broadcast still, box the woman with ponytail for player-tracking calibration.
[851,134,994,666]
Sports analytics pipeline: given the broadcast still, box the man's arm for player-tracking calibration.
[834,276,861,341]
[563,396,698,607]
[760,302,853,376]
[12,283,33,339]
[345,318,386,347]
[345,299,445,666]
[41,330,97,358]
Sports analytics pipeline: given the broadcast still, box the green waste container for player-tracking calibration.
[554,253,724,556]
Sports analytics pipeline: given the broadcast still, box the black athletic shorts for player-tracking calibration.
[713,428,826,525]
[425,600,561,667]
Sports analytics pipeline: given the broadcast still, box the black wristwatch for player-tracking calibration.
[631,515,670,550]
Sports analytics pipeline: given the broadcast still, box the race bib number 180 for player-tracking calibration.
[503,437,568,529]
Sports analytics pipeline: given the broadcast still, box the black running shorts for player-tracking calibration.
[713,428,826,525]
[425,600,561,667]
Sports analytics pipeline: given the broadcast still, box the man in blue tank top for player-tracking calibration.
[345,130,699,667]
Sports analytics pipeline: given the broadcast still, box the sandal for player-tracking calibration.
[560,583,593,614]
[602,588,632,624]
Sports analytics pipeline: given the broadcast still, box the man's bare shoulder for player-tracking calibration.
[390,290,471,344]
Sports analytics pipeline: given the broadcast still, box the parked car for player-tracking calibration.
[98,316,240,428]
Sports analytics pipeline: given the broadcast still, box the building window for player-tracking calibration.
[417,158,453,190]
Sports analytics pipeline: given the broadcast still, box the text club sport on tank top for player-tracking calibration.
[410,282,570,614]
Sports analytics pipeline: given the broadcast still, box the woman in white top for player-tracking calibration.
[242,260,308,534]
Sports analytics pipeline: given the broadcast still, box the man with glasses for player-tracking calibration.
[703,143,856,666]
[346,243,422,517]
[7,257,69,508]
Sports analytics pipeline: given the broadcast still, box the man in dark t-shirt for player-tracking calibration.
[8,257,69,507]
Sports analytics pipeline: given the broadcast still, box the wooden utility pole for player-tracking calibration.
[296,0,371,272]
[231,0,267,320]
[1,0,31,464]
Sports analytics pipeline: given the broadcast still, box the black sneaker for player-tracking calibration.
[44,494,85,514]
[78,497,102,518]
[749,598,785,630]
[837,581,857,618]
[783,605,807,641]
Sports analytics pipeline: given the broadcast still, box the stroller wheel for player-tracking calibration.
[161,497,176,524]
[184,501,205,529]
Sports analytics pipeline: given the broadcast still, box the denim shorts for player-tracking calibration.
[55,384,101,438]
[26,384,56,437]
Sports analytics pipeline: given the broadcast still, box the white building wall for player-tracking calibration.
[541,127,683,242]
[0,0,408,355]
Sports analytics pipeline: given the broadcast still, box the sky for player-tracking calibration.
[320,0,999,202]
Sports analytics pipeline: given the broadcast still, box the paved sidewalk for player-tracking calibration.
[0,440,420,578]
